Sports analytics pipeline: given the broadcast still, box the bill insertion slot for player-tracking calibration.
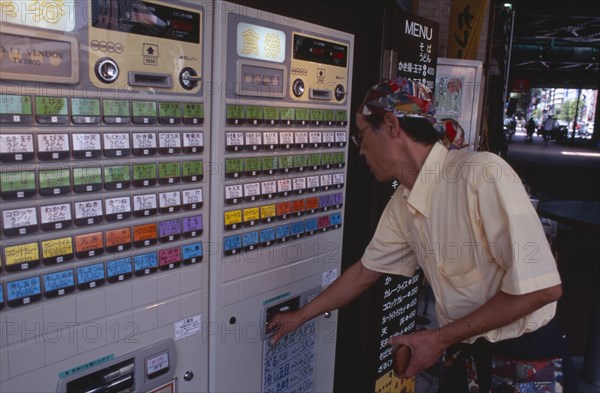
[309,88,332,100]
[129,72,173,88]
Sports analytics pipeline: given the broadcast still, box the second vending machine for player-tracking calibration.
[209,2,354,392]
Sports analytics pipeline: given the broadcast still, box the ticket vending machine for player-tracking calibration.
[0,1,211,391]
[209,2,353,392]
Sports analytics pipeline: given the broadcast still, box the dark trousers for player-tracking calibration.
[437,319,578,392]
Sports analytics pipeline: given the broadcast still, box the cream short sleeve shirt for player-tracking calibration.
[362,143,561,343]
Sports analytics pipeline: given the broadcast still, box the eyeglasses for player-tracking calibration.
[351,124,374,148]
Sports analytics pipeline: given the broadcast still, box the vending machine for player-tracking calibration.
[209,2,353,392]
[0,1,211,391]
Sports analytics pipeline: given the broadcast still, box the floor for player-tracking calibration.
[413,128,600,393]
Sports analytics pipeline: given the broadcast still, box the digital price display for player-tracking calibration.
[226,104,245,125]
[0,134,34,162]
[43,269,75,298]
[40,202,72,231]
[245,105,263,126]
[309,131,323,148]
[277,201,292,220]
[318,215,331,232]
[306,175,320,193]
[72,133,102,158]
[183,214,203,237]
[158,132,181,154]
[4,242,40,272]
[103,99,130,124]
[276,224,291,243]
[134,252,158,276]
[104,165,131,190]
[73,167,102,193]
[277,178,292,197]
[320,174,333,191]
[245,131,262,151]
[279,131,294,150]
[333,172,345,188]
[37,133,70,160]
[243,207,260,227]
[293,155,307,172]
[324,109,336,127]
[334,151,346,168]
[159,219,182,243]
[323,131,335,148]
[41,237,74,265]
[292,199,306,217]
[309,108,324,126]
[183,160,203,182]
[307,154,321,171]
[0,171,36,199]
[74,232,104,259]
[106,257,133,282]
[320,194,332,211]
[76,263,105,290]
[133,193,158,217]
[182,242,203,264]
[182,102,204,125]
[131,100,157,124]
[105,196,132,221]
[264,106,280,125]
[183,132,204,153]
[158,101,181,125]
[159,191,181,214]
[242,231,259,251]
[225,158,243,179]
[132,132,157,156]
[3,207,38,236]
[0,94,33,124]
[332,192,344,209]
[159,247,181,270]
[71,97,101,124]
[280,107,295,126]
[224,210,242,231]
[225,184,243,205]
[6,276,42,307]
[74,199,103,226]
[134,223,158,247]
[261,180,277,199]
[146,351,170,379]
[260,227,276,247]
[132,163,157,187]
[158,161,181,184]
[223,235,242,255]
[103,133,131,157]
[105,227,132,253]
[35,96,68,124]
[39,168,71,196]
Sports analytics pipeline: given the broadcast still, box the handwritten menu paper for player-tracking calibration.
[262,320,316,393]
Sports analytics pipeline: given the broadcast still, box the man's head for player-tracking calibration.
[353,78,442,183]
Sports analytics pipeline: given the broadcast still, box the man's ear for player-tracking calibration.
[383,112,401,136]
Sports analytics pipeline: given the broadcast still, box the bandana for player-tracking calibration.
[361,77,436,121]
[439,118,469,150]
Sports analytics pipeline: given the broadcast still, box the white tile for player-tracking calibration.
[77,319,107,354]
[257,272,274,294]
[45,323,78,364]
[180,292,203,319]
[274,267,289,288]
[240,277,258,299]
[221,283,239,307]
[290,263,303,283]
[181,264,203,293]
[76,290,106,323]
[8,338,45,377]
[133,305,158,333]
[4,305,44,345]
[106,283,133,315]
[105,313,134,346]
[157,298,181,327]
[43,297,76,327]
[0,347,9,382]
[158,271,181,300]
[132,276,157,307]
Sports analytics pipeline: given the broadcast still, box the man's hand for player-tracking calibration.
[266,310,307,345]
[388,329,446,378]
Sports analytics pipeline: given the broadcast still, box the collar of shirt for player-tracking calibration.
[402,142,448,218]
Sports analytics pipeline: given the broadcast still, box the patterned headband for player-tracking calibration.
[361,77,436,121]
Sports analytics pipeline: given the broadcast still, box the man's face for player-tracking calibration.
[354,114,396,182]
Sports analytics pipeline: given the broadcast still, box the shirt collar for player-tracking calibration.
[403,142,448,217]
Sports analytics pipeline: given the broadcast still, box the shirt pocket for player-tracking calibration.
[437,262,482,288]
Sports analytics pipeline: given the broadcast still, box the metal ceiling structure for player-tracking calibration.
[508,0,600,89]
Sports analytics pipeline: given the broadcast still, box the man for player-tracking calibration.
[267,78,574,392]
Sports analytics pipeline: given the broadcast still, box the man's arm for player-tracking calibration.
[389,284,562,377]
[267,260,382,344]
